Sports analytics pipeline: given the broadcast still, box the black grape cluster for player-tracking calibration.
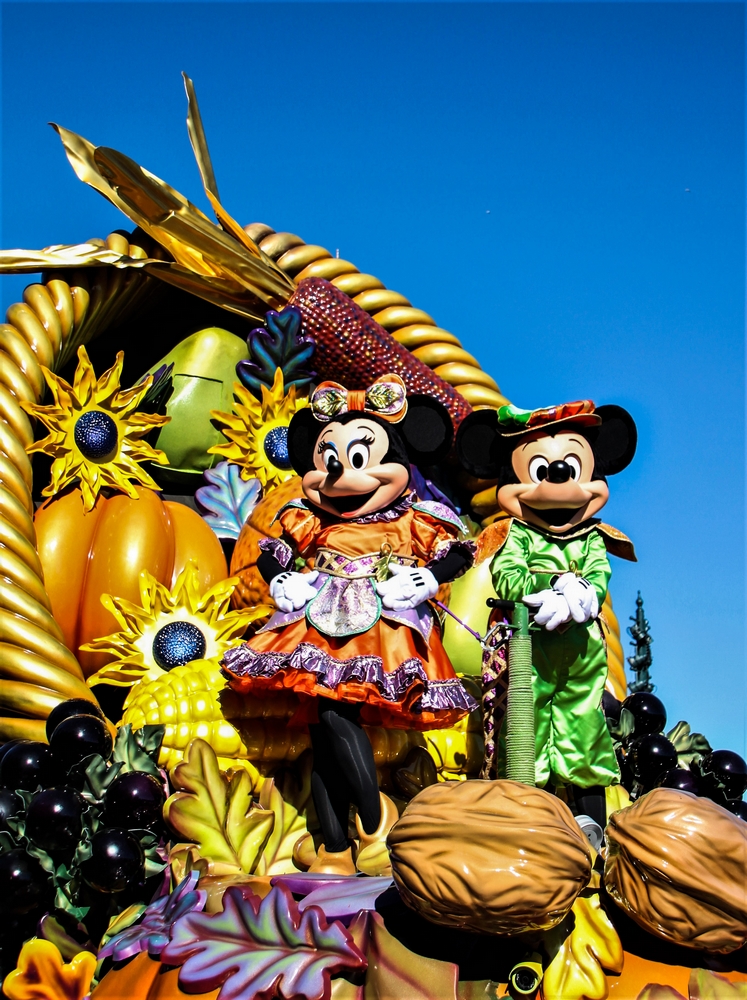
[0,699,167,978]
[603,690,747,819]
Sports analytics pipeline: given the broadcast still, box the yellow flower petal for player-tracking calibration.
[209,370,306,489]
[81,561,271,687]
[21,346,170,512]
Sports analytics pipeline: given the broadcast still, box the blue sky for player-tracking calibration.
[1,3,745,755]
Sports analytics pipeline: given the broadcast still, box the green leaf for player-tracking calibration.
[26,841,57,875]
[0,830,17,853]
[666,721,712,764]
[137,830,168,879]
[608,706,636,744]
[80,754,123,804]
[112,724,163,778]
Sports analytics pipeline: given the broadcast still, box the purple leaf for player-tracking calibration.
[97,871,206,962]
[162,883,367,1000]
[272,874,394,925]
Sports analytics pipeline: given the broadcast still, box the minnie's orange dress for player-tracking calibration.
[222,492,477,730]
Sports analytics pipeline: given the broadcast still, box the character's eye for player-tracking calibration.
[528,456,549,483]
[347,441,370,471]
[564,455,582,480]
[320,444,338,471]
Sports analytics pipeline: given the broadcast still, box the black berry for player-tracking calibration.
[0,742,61,791]
[629,734,678,789]
[25,788,84,854]
[49,715,112,772]
[81,829,144,893]
[46,699,105,742]
[104,772,165,831]
[0,849,48,914]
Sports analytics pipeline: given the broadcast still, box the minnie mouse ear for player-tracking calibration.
[592,405,637,475]
[455,409,509,479]
[287,407,322,476]
[399,395,453,465]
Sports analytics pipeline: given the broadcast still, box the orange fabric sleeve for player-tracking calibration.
[278,505,322,558]
[410,510,464,563]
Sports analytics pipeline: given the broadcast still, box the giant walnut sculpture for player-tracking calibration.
[387,779,592,935]
[604,787,747,953]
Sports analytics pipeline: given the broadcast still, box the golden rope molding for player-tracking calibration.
[244,223,510,410]
[0,232,154,740]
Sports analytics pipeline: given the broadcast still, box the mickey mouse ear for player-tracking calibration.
[455,409,511,478]
[287,407,323,476]
[593,405,637,475]
[399,395,453,465]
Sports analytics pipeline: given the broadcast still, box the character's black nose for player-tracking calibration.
[547,460,572,484]
[326,456,344,479]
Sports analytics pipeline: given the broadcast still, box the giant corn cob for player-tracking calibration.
[122,658,461,777]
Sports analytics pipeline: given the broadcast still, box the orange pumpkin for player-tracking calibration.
[230,477,306,608]
[35,486,228,678]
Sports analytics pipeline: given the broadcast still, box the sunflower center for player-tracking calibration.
[263,426,292,469]
[74,411,118,462]
[152,621,207,670]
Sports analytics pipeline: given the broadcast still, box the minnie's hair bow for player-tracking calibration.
[311,374,408,423]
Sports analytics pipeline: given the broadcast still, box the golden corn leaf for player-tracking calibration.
[163,738,272,874]
[543,884,624,1000]
[226,768,276,874]
[3,940,96,1000]
[355,841,392,877]
[605,783,632,821]
[253,777,308,876]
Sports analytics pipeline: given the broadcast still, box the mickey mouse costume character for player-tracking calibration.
[222,374,477,873]
[457,400,637,840]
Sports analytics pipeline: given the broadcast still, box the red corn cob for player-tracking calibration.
[289,278,473,428]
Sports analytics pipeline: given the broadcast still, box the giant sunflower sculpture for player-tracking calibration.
[209,368,306,489]
[22,346,170,511]
[83,562,271,687]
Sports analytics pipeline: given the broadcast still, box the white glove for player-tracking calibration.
[553,573,599,623]
[269,571,320,613]
[523,589,572,631]
[376,563,440,611]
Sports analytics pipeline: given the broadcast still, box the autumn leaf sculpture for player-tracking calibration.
[163,737,307,876]
[160,883,367,1000]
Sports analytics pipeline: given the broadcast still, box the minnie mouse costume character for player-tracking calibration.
[222,374,477,873]
[457,400,637,841]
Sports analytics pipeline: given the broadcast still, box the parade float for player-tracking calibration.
[0,77,744,1000]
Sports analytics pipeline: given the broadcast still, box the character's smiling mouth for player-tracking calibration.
[524,505,584,526]
[323,490,378,515]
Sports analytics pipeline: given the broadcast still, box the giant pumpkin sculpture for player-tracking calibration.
[35,486,227,677]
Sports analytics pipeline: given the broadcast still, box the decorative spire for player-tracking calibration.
[627,591,654,693]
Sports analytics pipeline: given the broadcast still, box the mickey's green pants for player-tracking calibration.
[500,621,620,788]
[532,621,619,787]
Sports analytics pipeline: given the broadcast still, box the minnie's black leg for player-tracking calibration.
[317,699,381,835]
[308,722,353,853]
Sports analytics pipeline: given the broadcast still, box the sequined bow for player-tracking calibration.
[311,374,408,423]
